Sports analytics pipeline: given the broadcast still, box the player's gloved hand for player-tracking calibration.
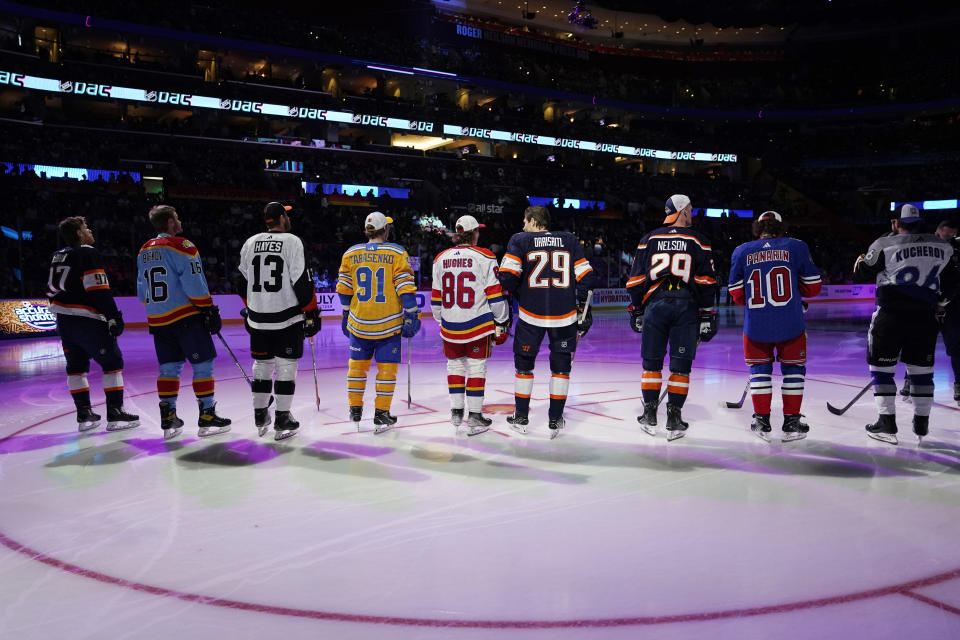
[936,304,947,327]
[494,322,509,345]
[341,310,350,338]
[628,304,644,334]
[240,307,251,334]
[106,312,124,338]
[401,309,421,338]
[698,308,718,342]
[200,305,222,334]
[801,301,809,314]
[577,302,593,338]
[303,308,321,337]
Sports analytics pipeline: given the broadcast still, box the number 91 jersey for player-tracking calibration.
[728,236,822,343]
[336,242,417,339]
[239,232,314,331]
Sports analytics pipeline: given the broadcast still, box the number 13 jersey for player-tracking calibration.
[239,232,316,331]
[499,231,595,328]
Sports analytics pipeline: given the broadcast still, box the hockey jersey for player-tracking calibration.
[431,245,509,343]
[626,226,717,309]
[136,234,213,328]
[336,242,417,339]
[499,231,595,328]
[854,233,954,309]
[728,236,822,343]
[238,232,317,330]
[47,245,119,321]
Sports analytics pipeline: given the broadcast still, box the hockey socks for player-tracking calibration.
[157,361,185,409]
[252,358,275,410]
[68,373,91,409]
[749,364,773,415]
[641,371,662,407]
[447,358,466,410]
[781,365,805,415]
[192,359,216,410]
[103,369,124,408]
[906,365,934,417]
[667,373,689,408]
[347,358,372,408]
[514,371,533,416]
[548,373,569,420]
[374,362,398,411]
[274,358,298,412]
[870,365,897,415]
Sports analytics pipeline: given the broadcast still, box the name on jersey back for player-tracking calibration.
[891,245,947,262]
[534,236,564,248]
[254,240,284,253]
[350,253,395,265]
[140,250,162,264]
[656,240,687,252]
[442,258,473,269]
[746,249,790,265]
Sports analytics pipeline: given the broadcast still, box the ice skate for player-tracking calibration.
[912,414,929,445]
[548,416,565,440]
[665,404,688,442]
[160,401,184,440]
[349,406,363,431]
[466,412,492,436]
[506,413,529,434]
[273,411,299,441]
[866,414,898,445]
[750,413,772,442]
[255,406,271,437]
[450,408,464,428]
[373,409,397,434]
[106,406,140,432]
[637,402,658,437]
[76,406,101,433]
[782,414,808,443]
[197,402,232,438]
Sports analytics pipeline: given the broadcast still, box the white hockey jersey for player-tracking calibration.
[238,232,317,330]
[431,245,509,343]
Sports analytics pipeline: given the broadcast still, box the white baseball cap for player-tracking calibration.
[898,204,922,224]
[663,194,692,223]
[455,215,485,232]
[364,211,394,230]
[758,210,782,222]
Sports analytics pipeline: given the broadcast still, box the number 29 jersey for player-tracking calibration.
[499,231,595,328]
[728,236,822,343]
[626,226,717,309]
[238,232,317,331]
[336,242,417,339]
[137,235,213,328]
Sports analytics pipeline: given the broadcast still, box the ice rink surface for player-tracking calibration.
[1,306,958,639]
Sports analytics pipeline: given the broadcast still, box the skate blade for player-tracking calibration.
[549,429,561,440]
[782,432,806,443]
[163,427,182,441]
[867,432,898,445]
[507,423,527,435]
[198,425,232,438]
[274,429,297,442]
[78,421,101,433]
[751,429,771,443]
[257,425,270,438]
[467,426,490,437]
[666,430,686,442]
[106,420,140,432]
[638,423,656,437]
[373,424,394,434]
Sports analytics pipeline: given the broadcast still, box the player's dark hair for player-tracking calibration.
[937,219,959,231]
[148,205,178,233]
[524,205,550,229]
[897,219,924,233]
[365,227,388,241]
[752,218,786,238]
[58,216,86,245]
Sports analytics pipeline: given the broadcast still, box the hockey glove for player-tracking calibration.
[577,303,593,338]
[494,322,509,345]
[240,307,251,334]
[936,304,947,327]
[341,310,350,338]
[801,301,809,314]
[628,304,644,334]
[200,306,222,334]
[106,312,125,338]
[698,308,718,343]
[401,309,422,338]
[303,308,321,338]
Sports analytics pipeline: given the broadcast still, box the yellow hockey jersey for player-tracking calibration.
[337,241,417,338]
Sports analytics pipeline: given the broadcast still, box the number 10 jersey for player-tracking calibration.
[239,232,316,331]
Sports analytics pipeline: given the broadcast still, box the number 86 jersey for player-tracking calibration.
[431,245,509,342]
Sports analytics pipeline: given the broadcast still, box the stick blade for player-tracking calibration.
[826,402,846,416]
[725,401,745,409]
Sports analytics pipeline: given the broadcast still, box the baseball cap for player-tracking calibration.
[758,210,782,222]
[898,204,922,224]
[455,215,485,232]
[264,201,292,224]
[663,194,692,224]
[364,211,394,230]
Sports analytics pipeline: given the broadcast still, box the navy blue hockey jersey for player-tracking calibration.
[626,226,717,309]
[728,236,822,342]
[47,245,119,321]
[499,231,596,328]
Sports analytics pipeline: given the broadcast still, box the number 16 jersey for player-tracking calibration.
[239,232,316,331]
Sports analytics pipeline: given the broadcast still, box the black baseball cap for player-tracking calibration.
[264,202,292,224]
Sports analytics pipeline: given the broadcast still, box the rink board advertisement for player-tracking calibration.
[0,299,58,338]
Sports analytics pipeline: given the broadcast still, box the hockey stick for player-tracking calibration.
[217,331,251,386]
[827,381,873,416]
[309,336,320,412]
[406,336,412,409]
[572,290,594,362]
[722,381,750,409]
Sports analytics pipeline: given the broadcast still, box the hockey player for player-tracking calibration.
[728,211,822,442]
[431,215,509,436]
[336,211,421,432]
[498,205,596,438]
[47,217,139,432]
[238,202,321,441]
[137,205,231,440]
[853,204,955,444]
[934,220,960,406]
[626,195,718,441]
